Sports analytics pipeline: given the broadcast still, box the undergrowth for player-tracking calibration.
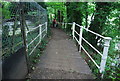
[81,44,120,80]
[29,26,52,72]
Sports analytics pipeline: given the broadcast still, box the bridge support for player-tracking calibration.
[100,37,112,78]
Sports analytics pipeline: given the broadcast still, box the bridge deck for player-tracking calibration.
[28,28,94,79]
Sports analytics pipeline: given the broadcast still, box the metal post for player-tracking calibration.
[26,31,28,57]
[26,31,28,43]
[39,25,42,43]
[100,37,112,78]
[79,27,83,52]
[64,23,66,29]
[46,22,47,34]
[72,22,75,40]
[62,22,64,29]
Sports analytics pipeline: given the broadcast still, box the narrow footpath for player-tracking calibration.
[28,28,94,79]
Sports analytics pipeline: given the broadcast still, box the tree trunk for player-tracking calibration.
[66,2,83,33]
[58,10,61,22]
[19,2,30,73]
[85,2,88,28]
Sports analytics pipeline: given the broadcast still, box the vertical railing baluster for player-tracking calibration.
[72,22,75,40]
[79,27,83,52]
[100,37,112,78]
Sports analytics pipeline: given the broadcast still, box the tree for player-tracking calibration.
[87,2,112,48]
[46,2,65,23]
[66,2,84,34]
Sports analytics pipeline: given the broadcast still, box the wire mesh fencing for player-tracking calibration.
[2,1,48,62]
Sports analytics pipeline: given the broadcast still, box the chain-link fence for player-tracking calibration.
[2,2,47,60]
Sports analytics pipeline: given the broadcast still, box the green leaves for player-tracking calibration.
[2,2,11,19]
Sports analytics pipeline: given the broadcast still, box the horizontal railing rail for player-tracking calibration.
[82,37,103,56]
[75,23,105,39]
[27,34,41,47]
[27,23,46,33]
[81,45,100,69]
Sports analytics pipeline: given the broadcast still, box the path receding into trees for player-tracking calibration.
[28,28,94,79]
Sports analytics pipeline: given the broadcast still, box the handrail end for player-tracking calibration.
[104,37,112,40]
[39,24,42,27]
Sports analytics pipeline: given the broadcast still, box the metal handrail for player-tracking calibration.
[74,36,79,44]
[74,30,80,37]
[73,33,100,69]
[27,22,46,33]
[74,29,102,56]
[82,37,103,56]
[27,34,41,47]
[29,41,40,56]
[27,22,47,56]
[27,26,47,47]
[81,45,100,69]
[67,22,112,77]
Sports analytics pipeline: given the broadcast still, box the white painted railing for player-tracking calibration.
[26,22,48,56]
[62,22,112,77]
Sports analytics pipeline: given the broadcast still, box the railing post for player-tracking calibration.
[26,31,28,55]
[39,25,42,43]
[64,23,66,28]
[65,23,67,31]
[100,37,112,78]
[45,22,47,34]
[62,22,64,29]
[72,22,75,40]
[79,27,83,52]
[26,31,28,47]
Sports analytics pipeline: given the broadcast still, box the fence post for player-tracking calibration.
[79,27,83,52]
[39,25,42,43]
[72,22,75,40]
[100,37,112,78]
